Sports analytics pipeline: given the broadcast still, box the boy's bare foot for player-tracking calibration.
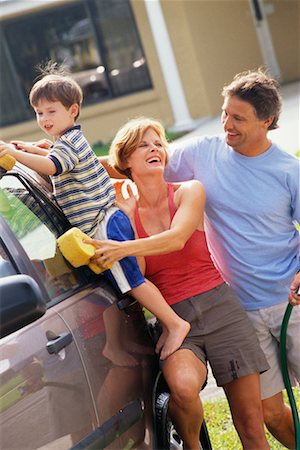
[159,320,190,360]
[103,345,138,367]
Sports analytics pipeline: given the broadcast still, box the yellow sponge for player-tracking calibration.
[0,154,16,171]
[88,259,113,273]
[57,227,95,268]
[88,261,105,274]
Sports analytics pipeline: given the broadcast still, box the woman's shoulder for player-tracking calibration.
[171,180,204,192]
[172,181,205,206]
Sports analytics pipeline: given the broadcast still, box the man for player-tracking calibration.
[164,69,300,449]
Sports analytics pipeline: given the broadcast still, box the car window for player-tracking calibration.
[0,242,16,277]
[0,175,83,300]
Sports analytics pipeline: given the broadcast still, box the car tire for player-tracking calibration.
[155,391,212,450]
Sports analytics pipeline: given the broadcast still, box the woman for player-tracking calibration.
[88,117,270,450]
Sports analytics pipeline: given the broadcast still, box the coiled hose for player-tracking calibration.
[280,302,300,450]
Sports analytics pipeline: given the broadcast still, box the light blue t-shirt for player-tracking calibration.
[165,135,300,310]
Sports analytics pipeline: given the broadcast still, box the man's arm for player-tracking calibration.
[98,155,126,179]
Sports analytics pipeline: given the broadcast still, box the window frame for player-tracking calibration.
[0,0,152,128]
[0,169,103,307]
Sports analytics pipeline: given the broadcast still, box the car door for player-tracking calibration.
[0,169,157,449]
[0,172,123,449]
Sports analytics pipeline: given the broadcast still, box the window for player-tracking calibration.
[0,0,152,127]
[0,175,83,300]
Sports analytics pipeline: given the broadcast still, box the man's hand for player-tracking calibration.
[114,181,137,222]
[288,272,300,306]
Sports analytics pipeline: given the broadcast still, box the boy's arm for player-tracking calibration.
[0,141,56,176]
[11,142,50,156]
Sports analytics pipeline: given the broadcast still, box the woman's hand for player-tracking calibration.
[288,272,300,306]
[85,238,128,268]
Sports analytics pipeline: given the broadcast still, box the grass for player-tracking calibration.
[203,389,300,449]
[92,130,187,157]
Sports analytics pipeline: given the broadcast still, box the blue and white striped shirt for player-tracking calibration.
[49,126,115,236]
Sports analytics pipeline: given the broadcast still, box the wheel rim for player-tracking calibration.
[169,423,184,449]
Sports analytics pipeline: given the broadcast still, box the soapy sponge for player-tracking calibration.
[57,228,94,267]
[0,154,16,171]
[57,227,111,273]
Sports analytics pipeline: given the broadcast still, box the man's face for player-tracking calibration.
[221,95,271,155]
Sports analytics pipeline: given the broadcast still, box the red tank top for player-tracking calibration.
[134,184,224,305]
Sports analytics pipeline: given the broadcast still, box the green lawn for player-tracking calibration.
[204,389,300,449]
[92,130,187,157]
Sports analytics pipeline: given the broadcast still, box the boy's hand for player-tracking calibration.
[0,141,17,158]
[34,138,53,149]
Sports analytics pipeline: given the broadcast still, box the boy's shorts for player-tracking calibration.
[94,207,145,294]
[247,302,300,400]
[168,283,270,386]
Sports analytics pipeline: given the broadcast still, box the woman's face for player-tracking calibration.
[126,128,167,178]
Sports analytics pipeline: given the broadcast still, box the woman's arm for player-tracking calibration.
[88,180,205,267]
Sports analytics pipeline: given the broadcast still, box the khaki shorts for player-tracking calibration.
[247,302,300,400]
[170,283,269,386]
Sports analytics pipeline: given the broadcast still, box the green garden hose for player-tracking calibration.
[280,302,300,450]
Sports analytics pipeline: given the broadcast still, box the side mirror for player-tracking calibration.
[0,275,46,338]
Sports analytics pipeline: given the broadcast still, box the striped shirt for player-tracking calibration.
[49,126,115,236]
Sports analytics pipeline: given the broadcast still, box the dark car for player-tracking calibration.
[0,164,211,450]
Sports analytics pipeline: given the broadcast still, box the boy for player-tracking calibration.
[0,66,190,360]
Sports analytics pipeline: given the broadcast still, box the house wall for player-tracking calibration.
[1,0,299,145]
[263,0,300,82]
[162,0,264,117]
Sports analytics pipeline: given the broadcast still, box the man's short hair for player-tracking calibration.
[222,69,282,130]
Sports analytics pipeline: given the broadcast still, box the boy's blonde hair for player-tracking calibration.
[29,63,83,120]
[109,117,169,179]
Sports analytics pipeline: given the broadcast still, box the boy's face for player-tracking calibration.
[33,99,79,140]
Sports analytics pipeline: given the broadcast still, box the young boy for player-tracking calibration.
[0,66,190,360]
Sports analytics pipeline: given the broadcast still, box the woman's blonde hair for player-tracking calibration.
[109,117,169,179]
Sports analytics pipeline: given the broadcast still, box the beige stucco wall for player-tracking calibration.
[263,0,300,82]
[162,0,265,117]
